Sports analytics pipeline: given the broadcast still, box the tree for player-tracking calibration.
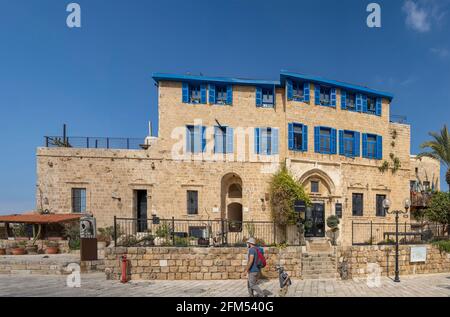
[425,192,450,234]
[269,165,310,225]
[418,124,450,191]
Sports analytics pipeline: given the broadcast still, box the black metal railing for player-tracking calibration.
[352,221,447,245]
[44,136,144,150]
[113,217,301,247]
[390,115,407,124]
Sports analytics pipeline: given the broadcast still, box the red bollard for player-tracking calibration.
[120,255,128,283]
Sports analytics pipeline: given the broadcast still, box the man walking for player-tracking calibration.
[245,238,266,297]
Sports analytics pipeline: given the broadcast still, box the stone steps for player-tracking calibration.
[301,243,337,280]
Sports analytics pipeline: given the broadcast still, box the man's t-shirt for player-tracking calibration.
[248,247,260,273]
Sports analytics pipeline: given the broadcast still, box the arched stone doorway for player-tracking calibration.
[220,173,243,221]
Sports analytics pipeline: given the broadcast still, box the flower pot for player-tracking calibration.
[46,247,59,254]
[0,248,6,255]
[11,248,26,255]
[25,245,39,255]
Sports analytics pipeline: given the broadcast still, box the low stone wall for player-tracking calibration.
[104,246,302,280]
[338,245,450,278]
[0,239,70,254]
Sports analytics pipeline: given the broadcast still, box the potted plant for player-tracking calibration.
[326,215,340,246]
[154,224,170,246]
[11,241,27,255]
[45,241,59,254]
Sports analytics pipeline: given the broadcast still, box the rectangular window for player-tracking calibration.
[262,128,272,155]
[215,85,227,105]
[72,188,86,213]
[367,135,377,159]
[293,124,303,151]
[262,88,274,107]
[376,194,386,217]
[319,127,331,153]
[367,97,376,114]
[292,81,304,101]
[343,131,355,157]
[186,125,206,153]
[186,125,195,153]
[214,126,227,154]
[346,92,356,111]
[187,190,198,215]
[189,84,201,104]
[311,181,319,193]
[320,86,331,106]
[352,193,363,216]
[335,203,343,218]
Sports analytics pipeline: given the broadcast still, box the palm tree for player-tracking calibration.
[418,125,450,191]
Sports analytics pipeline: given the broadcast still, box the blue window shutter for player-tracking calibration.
[193,126,200,153]
[362,95,368,113]
[273,86,276,107]
[339,130,344,156]
[201,126,207,152]
[226,127,234,153]
[341,90,347,110]
[226,85,233,105]
[315,84,321,105]
[255,87,262,107]
[302,125,308,151]
[254,128,260,154]
[200,84,207,104]
[354,132,360,157]
[288,123,294,150]
[182,83,189,103]
[314,127,320,153]
[214,127,222,153]
[272,128,279,155]
[209,84,216,104]
[376,135,383,160]
[331,88,337,107]
[186,126,192,153]
[376,98,382,116]
[287,79,293,101]
[356,94,362,112]
[304,82,310,102]
[331,128,337,154]
[362,133,368,158]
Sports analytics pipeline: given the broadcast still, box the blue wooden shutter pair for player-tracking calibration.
[314,127,320,153]
[376,135,383,160]
[315,84,321,105]
[356,94,362,112]
[354,132,360,157]
[256,87,262,107]
[376,98,382,116]
[288,123,294,150]
[186,126,192,153]
[209,84,216,104]
[287,79,293,101]
[192,126,200,153]
[339,130,345,156]
[302,125,308,151]
[182,83,189,103]
[200,85,207,104]
[271,128,279,155]
[304,83,310,102]
[214,127,223,153]
[362,95,368,113]
[330,128,337,154]
[331,88,337,107]
[226,127,234,153]
[362,133,368,158]
[254,128,260,154]
[201,126,207,152]
[226,85,233,105]
[341,90,347,110]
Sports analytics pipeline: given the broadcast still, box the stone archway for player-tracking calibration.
[220,173,243,220]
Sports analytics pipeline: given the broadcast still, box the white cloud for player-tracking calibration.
[430,47,449,58]
[402,1,431,32]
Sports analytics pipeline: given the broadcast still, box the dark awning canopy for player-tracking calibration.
[0,213,82,224]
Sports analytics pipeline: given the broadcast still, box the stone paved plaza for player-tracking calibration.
[0,273,449,297]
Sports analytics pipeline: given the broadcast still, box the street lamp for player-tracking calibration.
[382,198,411,282]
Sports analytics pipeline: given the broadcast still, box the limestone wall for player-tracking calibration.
[104,246,302,280]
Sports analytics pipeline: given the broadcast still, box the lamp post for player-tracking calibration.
[382,198,411,283]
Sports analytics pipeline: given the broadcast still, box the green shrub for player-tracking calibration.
[156,224,170,238]
[432,240,450,253]
[326,215,340,230]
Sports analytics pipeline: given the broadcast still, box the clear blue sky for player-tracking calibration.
[0,0,449,214]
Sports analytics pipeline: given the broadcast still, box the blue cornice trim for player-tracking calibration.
[152,73,280,87]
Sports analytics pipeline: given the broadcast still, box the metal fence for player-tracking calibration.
[352,221,447,245]
[113,217,302,247]
[44,136,144,150]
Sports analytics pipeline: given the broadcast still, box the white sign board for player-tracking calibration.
[410,245,427,263]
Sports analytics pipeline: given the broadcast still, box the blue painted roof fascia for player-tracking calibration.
[280,71,394,100]
[152,73,280,87]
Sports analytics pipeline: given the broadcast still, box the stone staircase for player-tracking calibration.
[302,239,338,280]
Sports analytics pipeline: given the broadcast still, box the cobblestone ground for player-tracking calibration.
[0,273,449,297]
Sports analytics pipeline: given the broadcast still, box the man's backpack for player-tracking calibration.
[253,247,267,269]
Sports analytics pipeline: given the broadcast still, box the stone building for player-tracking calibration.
[36,71,440,246]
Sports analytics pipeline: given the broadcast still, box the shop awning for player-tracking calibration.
[0,213,82,224]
